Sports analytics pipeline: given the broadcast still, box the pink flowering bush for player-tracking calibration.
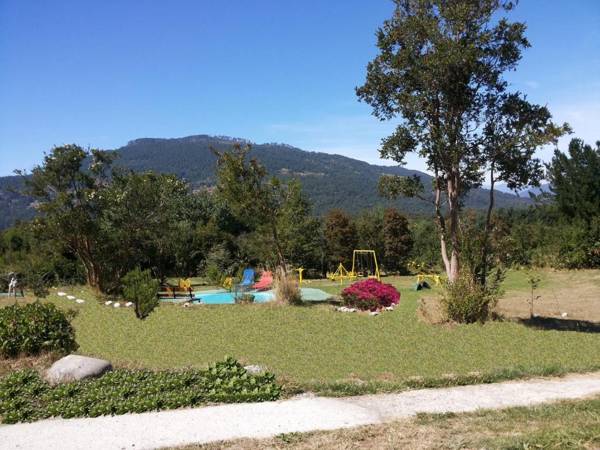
[341,279,400,311]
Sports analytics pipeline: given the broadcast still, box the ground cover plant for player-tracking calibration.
[0,302,78,358]
[0,357,281,424]
[3,271,595,396]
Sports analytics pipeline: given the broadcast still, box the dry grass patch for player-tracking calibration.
[0,353,58,378]
[416,296,447,325]
[498,270,600,322]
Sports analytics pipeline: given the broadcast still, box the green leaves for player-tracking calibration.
[378,175,425,200]
[547,139,600,224]
[121,268,160,320]
[0,358,281,424]
[379,126,419,164]
[358,0,569,283]
[0,303,78,358]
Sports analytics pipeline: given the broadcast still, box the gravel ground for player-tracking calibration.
[2,372,600,450]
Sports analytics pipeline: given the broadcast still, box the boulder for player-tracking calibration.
[45,355,112,384]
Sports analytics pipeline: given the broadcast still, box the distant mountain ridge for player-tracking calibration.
[496,182,552,198]
[0,134,531,229]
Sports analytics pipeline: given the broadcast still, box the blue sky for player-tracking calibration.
[0,0,599,176]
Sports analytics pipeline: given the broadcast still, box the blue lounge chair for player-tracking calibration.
[239,268,255,289]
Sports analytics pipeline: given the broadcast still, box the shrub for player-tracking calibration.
[274,268,302,305]
[235,293,255,304]
[205,262,224,286]
[0,303,78,358]
[440,270,504,323]
[0,357,281,423]
[121,268,160,319]
[341,279,400,311]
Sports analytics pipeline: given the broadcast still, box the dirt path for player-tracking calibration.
[2,372,600,450]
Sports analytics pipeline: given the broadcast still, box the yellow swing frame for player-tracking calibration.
[351,249,380,281]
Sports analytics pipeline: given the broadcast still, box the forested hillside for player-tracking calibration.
[111,135,531,213]
[0,135,530,229]
[0,177,35,229]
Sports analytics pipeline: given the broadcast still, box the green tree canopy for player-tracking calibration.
[357,0,568,282]
[214,144,320,273]
[100,170,199,286]
[324,209,358,269]
[19,145,114,290]
[547,139,600,224]
[383,208,413,273]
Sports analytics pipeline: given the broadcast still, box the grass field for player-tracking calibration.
[3,269,598,393]
[181,395,600,449]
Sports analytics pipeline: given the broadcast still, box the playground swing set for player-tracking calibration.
[327,249,380,284]
[327,251,443,289]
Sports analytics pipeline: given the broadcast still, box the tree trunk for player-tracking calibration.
[433,179,451,276]
[446,170,461,282]
[480,167,496,286]
[270,221,287,274]
[77,237,102,292]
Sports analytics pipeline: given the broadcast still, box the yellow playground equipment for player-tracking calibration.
[414,273,442,290]
[328,250,380,283]
[295,267,305,286]
[327,262,355,284]
[351,249,380,280]
[408,260,443,290]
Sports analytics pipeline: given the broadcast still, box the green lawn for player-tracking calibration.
[24,270,599,393]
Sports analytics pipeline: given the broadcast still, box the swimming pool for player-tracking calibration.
[191,287,333,305]
[194,290,274,304]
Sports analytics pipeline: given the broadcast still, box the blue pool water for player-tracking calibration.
[190,287,332,305]
[194,290,274,304]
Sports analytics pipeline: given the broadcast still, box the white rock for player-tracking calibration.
[57,292,67,297]
[385,306,394,311]
[67,295,76,300]
[369,311,380,316]
[561,312,568,318]
[113,303,121,308]
[75,299,85,304]
[45,355,112,385]
[125,302,133,307]
[105,300,113,306]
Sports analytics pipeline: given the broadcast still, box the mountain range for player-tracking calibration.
[0,135,532,229]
